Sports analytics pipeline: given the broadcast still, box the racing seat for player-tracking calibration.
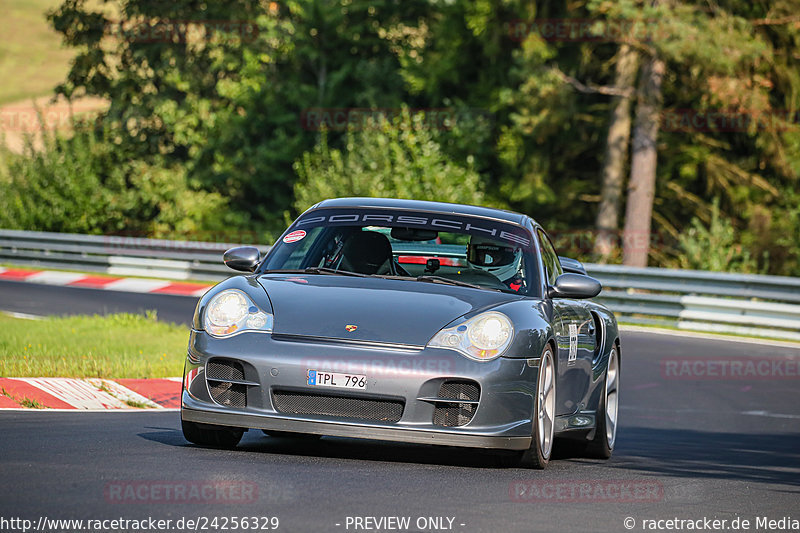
[339,231,395,275]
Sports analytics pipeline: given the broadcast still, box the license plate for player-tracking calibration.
[307,370,366,390]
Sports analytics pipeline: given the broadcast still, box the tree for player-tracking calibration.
[594,44,639,262]
[48,0,428,237]
[622,54,665,267]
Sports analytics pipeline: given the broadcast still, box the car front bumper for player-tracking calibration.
[181,330,540,451]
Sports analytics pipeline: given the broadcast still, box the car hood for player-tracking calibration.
[257,274,524,346]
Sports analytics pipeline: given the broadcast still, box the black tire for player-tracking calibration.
[585,345,619,459]
[497,344,557,469]
[182,419,243,448]
[262,430,321,439]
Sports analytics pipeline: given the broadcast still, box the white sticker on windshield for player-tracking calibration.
[283,230,307,244]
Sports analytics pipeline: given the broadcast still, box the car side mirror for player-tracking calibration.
[558,256,587,275]
[223,246,261,272]
[547,273,601,299]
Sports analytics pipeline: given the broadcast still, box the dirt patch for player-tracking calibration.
[0,94,109,153]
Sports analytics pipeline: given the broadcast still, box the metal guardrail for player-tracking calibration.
[0,229,247,281]
[586,264,800,342]
[2,229,800,341]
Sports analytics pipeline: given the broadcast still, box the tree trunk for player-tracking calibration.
[594,44,639,262]
[622,54,665,267]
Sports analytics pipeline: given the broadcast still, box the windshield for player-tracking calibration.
[260,208,539,295]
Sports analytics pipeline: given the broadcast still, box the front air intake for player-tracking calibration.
[272,390,404,423]
[206,359,247,408]
[432,380,480,427]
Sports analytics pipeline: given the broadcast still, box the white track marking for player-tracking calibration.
[2,311,45,320]
[621,405,800,419]
[740,410,800,419]
[21,378,129,409]
[86,379,163,409]
[102,278,171,293]
[1,267,212,296]
[26,271,87,285]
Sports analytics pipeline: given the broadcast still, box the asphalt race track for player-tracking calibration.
[1,282,799,532]
[0,279,198,324]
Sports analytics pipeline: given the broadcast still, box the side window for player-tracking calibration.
[281,226,325,269]
[537,229,562,286]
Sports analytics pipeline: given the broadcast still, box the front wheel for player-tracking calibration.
[586,345,619,459]
[182,419,243,448]
[498,345,556,468]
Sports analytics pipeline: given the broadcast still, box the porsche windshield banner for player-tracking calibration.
[294,208,532,248]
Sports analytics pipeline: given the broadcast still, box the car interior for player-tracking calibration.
[322,226,526,292]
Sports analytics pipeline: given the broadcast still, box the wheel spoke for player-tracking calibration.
[604,349,619,448]
[544,364,553,392]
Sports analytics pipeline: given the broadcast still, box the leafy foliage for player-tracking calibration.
[0,123,234,239]
[294,112,487,212]
[675,199,762,273]
[45,0,427,236]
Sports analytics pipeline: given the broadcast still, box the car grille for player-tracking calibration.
[206,359,247,408]
[438,380,480,402]
[272,390,404,423]
[432,380,480,427]
[207,360,245,381]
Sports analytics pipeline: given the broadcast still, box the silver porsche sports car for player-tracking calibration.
[181,198,620,468]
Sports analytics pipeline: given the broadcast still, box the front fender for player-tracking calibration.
[483,299,555,360]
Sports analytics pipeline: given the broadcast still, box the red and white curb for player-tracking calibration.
[0,377,182,410]
[0,266,212,297]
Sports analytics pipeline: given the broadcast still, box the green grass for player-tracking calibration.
[124,398,153,408]
[0,312,188,378]
[2,386,46,408]
[19,397,46,409]
[0,0,76,105]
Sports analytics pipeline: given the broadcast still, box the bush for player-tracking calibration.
[0,123,241,240]
[293,110,491,213]
[676,199,763,273]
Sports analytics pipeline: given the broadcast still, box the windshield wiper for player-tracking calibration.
[263,267,369,277]
[415,275,486,290]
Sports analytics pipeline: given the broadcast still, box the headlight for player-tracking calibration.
[427,311,514,361]
[204,289,274,337]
